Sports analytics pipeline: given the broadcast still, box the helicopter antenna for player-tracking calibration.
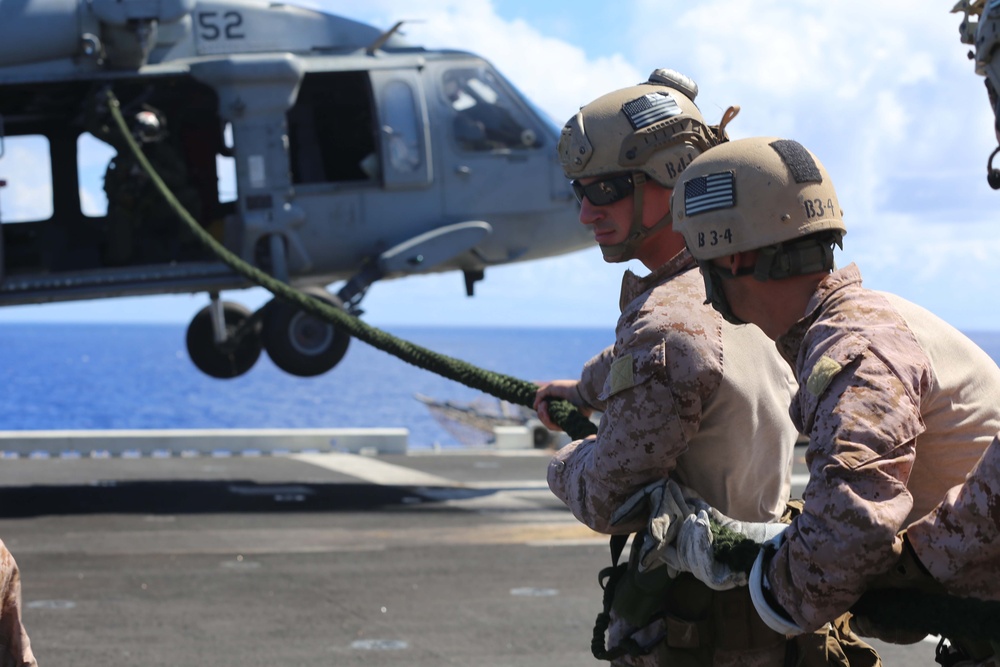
[365,20,419,55]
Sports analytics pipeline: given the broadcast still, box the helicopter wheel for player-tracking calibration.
[262,287,351,377]
[186,301,263,379]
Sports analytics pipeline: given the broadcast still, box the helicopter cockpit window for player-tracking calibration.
[442,67,542,152]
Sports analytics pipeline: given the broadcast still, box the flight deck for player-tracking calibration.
[0,435,933,666]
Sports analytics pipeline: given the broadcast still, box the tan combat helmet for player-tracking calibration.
[671,137,846,323]
[955,0,1000,186]
[558,68,738,262]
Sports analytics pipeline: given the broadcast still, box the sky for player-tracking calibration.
[2,0,999,332]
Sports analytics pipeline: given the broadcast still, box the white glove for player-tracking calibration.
[704,507,789,544]
[660,510,747,589]
[658,506,789,590]
[610,479,695,567]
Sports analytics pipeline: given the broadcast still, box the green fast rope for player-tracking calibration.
[107,91,999,644]
[104,90,595,442]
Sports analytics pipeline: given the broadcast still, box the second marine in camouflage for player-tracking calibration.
[664,135,1000,663]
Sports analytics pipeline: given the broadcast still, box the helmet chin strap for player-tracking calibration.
[598,172,674,262]
[698,261,749,325]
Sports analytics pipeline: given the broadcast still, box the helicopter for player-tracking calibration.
[0,0,589,379]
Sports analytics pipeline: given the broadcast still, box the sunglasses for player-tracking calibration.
[571,174,634,206]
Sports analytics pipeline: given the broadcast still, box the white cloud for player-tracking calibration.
[312,0,642,125]
[614,0,998,328]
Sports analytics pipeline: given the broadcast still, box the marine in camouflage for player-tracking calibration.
[548,250,797,533]
[907,433,1000,601]
[548,249,799,665]
[768,264,1000,630]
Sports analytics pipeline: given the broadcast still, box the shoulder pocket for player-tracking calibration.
[796,333,870,432]
[806,333,869,397]
[599,341,666,400]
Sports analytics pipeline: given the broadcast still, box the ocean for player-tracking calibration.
[0,324,614,448]
[4,323,1000,449]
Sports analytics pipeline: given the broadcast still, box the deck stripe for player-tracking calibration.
[290,452,459,487]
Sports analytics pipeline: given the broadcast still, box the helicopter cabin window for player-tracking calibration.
[218,123,236,204]
[0,135,53,223]
[77,132,117,217]
[442,68,543,152]
[287,72,378,184]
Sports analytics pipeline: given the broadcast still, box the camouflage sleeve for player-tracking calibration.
[768,339,924,631]
[907,434,1000,600]
[578,345,613,411]
[548,331,713,534]
[0,539,36,667]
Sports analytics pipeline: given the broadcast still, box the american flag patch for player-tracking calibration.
[622,92,681,129]
[684,171,736,216]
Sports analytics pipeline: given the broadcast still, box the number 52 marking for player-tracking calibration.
[198,11,245,41]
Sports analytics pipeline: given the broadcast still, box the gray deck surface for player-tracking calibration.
[0,447,935,665]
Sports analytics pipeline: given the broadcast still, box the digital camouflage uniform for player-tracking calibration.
[890,0,1000,614]
[548,249,799,666]
[907,434,1000,601]
[0,540,35,667]
[767,263,1000,631]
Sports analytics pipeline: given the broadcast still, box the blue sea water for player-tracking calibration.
[4,324,1000,449]
[0,324,614,448]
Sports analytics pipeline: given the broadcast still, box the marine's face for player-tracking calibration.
[575,174,673,247]
[575,174,635,247]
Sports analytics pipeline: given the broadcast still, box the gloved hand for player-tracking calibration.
[659,510,750,589]
[702,505,789,544]
[610,478,695,560]
[659,503,787,590]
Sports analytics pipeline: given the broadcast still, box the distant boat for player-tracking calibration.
[414,393,554,448]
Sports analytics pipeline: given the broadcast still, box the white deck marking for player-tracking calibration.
[290,452,458,487]
[462,480,550,489]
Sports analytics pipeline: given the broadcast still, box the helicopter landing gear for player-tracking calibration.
[261,287,351,377]
[186,298,263,379]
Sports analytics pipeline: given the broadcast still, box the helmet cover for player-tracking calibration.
[672,137,846,262]
[558,69,721,188]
